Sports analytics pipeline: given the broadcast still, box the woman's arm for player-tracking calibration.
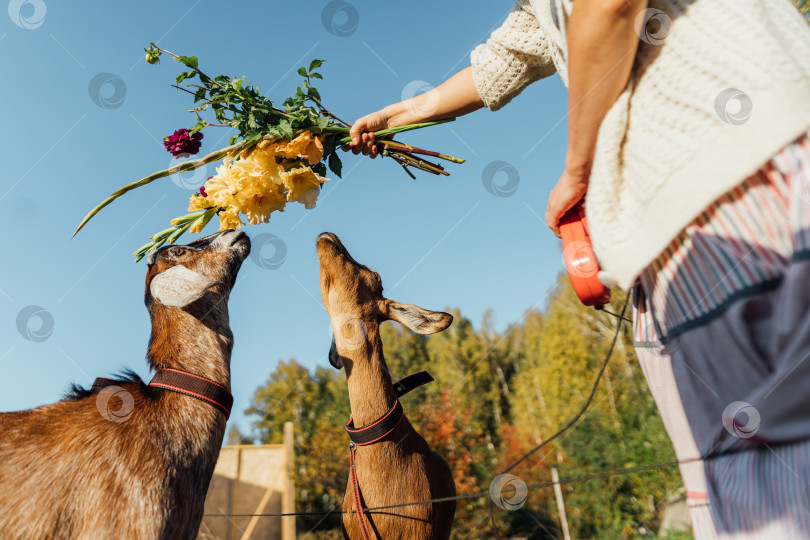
[347,66,484,157]
[546,0,648,236]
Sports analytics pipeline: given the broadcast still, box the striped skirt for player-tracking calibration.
[633,131,810,539]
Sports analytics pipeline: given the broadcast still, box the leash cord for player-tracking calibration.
[202,441,785,518]
[204,294,796,533]
[488,294,630,539]
[201,457,684,518]
[204,297,641,523]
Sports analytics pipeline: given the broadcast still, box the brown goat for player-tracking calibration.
[0,230,250,539]
[316,232,456,540]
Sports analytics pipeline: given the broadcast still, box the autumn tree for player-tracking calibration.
[246,275,686,538]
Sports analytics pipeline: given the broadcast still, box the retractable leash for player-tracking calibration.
[559,201,611,308]
[486,217,629,537]
[345,371,434,540]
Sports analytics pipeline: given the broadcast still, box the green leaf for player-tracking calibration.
[244,130,264,145]
[312,162,327,176]
[278,119,293,139]
[193,87,207,102]
[316,116,330,130]
[309,59,324,72]
[328,153,342,178]
[307,87,321,101]
[297,67,308,77]
[176,55,198,69]
[322,137,336,155]
[176,70,197,85]
[309,72,323,80]
[264,126,283,139]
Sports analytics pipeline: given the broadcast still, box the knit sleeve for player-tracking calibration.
[470,0,557,111]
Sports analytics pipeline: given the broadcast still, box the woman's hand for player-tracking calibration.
[344,66,484,158]
[545,166,590,237]
[345,106,403,158]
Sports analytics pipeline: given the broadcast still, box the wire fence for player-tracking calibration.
[203,295,784,535]
[204,299,638,528]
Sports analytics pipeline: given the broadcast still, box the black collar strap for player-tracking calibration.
[345,371,433,446]
[92,369,233,419]
[392,371,434,397]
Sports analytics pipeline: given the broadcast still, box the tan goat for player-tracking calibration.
[317,232,456,540]
[0,230,250,539]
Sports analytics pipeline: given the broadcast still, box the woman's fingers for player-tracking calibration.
[345,110,390,156]
[349,118,367,146]
[546,169,590,237]
[360,132,376,156]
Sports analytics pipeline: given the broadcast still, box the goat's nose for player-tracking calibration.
[222,230,248,246]
[317,232,340,246]
[191,230,228,247]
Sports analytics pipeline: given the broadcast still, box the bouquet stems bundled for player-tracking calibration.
[73,44,464,261]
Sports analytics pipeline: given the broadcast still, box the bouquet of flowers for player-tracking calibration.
[73,43,464,261]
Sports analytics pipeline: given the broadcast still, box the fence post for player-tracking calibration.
[552,466,572,540]
[282,422,296,540]
[227,446,243,540]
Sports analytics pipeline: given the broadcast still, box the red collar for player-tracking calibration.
[346,371,434,540]
[345,371,433,446]
[92,369,233,419]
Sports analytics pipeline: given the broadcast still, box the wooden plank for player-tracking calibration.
[282,422,296,540]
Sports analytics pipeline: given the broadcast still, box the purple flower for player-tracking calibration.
[163,128,203,157]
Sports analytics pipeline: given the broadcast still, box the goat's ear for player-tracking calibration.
[384,300,453,335]
[328,338,344,370]
[150,265,220,308]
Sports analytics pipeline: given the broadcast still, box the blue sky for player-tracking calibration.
[0,0,569,436]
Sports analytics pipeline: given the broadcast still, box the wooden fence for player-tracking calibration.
[198,422,295,540]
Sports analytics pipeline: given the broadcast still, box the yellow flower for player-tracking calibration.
[271,131,325,164]
[204,159,241,208]
[233,179,287,224]
[188,193,214,212]
[218,207,244,231]
[242,147,284,185]
[280,166,329,209]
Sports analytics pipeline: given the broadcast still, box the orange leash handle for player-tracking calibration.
[559,202,611,308]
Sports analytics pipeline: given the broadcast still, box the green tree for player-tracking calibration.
[247,359,349,533]
[245,276,686,538]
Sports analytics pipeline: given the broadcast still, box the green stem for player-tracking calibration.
[134,236,168,262]
[166,220,193,244]
[170,208,209,225]
[75,119,458,238]
[330,118,455,143]
[74,139,255,237]
[151,226,178,241]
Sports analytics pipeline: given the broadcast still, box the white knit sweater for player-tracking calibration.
[471,0,810,289]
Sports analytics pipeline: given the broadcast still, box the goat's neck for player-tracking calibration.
[147,302,233,390]
[343,320,397,428]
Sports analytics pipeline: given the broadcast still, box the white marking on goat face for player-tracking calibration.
[150,265,220,308]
